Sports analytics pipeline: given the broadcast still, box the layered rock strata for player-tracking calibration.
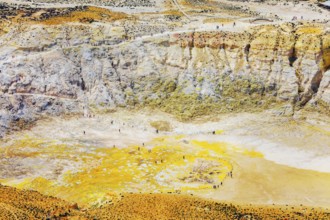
[0,22,329,136]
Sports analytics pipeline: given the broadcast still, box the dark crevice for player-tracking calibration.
[289,27,298,68]
[288,47,297,67]
[244,44,250,62]
[189,31,195,59]
[311,69,323,95]
[81,77,86,91]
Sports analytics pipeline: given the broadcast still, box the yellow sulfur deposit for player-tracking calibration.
[0,136,260,206]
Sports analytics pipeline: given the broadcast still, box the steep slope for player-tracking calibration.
[1,184,329,219]
[0,21,329,137]
[0,184,84,219]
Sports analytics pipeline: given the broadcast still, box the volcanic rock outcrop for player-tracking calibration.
[0,21,329,137]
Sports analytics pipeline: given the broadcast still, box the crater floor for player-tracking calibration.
[1,109,330,208]
[0,0,330,218]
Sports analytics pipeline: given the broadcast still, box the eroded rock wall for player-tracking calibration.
[0,22,329,136]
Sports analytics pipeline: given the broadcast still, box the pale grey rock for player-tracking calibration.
[0,23,329,137]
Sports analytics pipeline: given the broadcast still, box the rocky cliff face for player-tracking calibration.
[0,22,329,137]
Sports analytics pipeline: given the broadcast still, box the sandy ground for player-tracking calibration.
[10,109,329,173]
[1,109,330,208]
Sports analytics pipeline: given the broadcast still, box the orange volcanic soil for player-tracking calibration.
[1,184,329,220]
